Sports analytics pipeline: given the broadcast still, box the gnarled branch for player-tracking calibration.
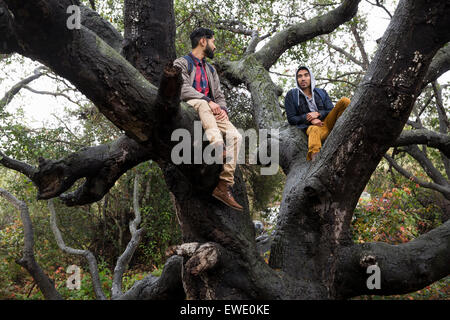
[336,220,450,298]
[48,199,106,300]
[384,154,450,200]
[117,255,185,300]
[0,67,47,109]
[111,174,145,299]
[254,0,361,69]
[0,188,62,300]
[423,45,450,86]
[393,129,450,158]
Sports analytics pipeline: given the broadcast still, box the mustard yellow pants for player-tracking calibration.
[306,97,351,161]
[187,99,242,185]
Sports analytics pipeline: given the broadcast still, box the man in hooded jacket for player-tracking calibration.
[284,66,351,161]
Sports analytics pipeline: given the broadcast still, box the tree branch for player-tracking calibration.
[322,37,365,68]
[23,86,83,107]
[48,199,107,300]
[414,93,435,123]
[384,154,450,199]
[403,145,449,187]
[432,81,450,178]
[111,174,145,299]
[365,0,393,18]
[123,0,176,85]
[3,0,160,143]
[350,23,370,69]
[117,255,185,300]
[216,19,254,36]
[336,219,450,298]
[432,82,450,132]
[80,4,123,54]
[423,45,450,86]
[393,129,450,158]
[254,0,361,69]
[0,67,47,109]
[0,150,36,178]
[316,77,358,87]
[88,0,96,11]
[0,188,63,300]
[35,136,153,205]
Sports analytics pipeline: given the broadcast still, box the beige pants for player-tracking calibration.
[187,99,242,186]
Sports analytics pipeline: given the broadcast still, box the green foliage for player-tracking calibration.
[81,0,125,33]
[354,276,450,300]
[351,184,442,244]
[351,159,448,300]
[0,100,181,300]
[135,162,182,268]
[242,164,285,215]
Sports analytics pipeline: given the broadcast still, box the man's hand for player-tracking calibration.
[209,101,221,114]
[311,119,323,126]
[306,112,320,122]
[215,108,228,121]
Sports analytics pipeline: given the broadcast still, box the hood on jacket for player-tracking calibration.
[295,65,318,112]
[296,65,316,92]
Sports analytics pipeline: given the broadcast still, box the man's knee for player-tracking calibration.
[188,99,212,114]
[339,97,351,107]
[307,125,321,135]
[198,100,213,113]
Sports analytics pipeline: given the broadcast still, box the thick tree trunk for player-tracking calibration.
[120,0,272,299]
[266,0,450,298]
[123,0,176,85]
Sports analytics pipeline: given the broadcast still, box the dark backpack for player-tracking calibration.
[183,55,215,75]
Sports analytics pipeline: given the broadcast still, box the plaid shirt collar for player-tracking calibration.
[189,52,206,67]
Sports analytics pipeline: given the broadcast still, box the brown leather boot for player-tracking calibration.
[212,180,243,211]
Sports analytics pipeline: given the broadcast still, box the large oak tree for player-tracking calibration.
[0,0,449,299]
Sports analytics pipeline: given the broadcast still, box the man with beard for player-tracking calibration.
[174,27,243,211]
[284,66,351,161]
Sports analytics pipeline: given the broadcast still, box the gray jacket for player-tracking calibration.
[174,56,228,112]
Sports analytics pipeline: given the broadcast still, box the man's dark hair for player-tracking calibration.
[297,66,309,75]
[190,27,214,49]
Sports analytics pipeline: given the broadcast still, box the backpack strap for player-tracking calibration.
[206,62,215,75]
[183,55,195,74]
[314,88,327,105]
[183,55,215,75]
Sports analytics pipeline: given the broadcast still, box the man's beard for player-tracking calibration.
[205,44,214,59]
